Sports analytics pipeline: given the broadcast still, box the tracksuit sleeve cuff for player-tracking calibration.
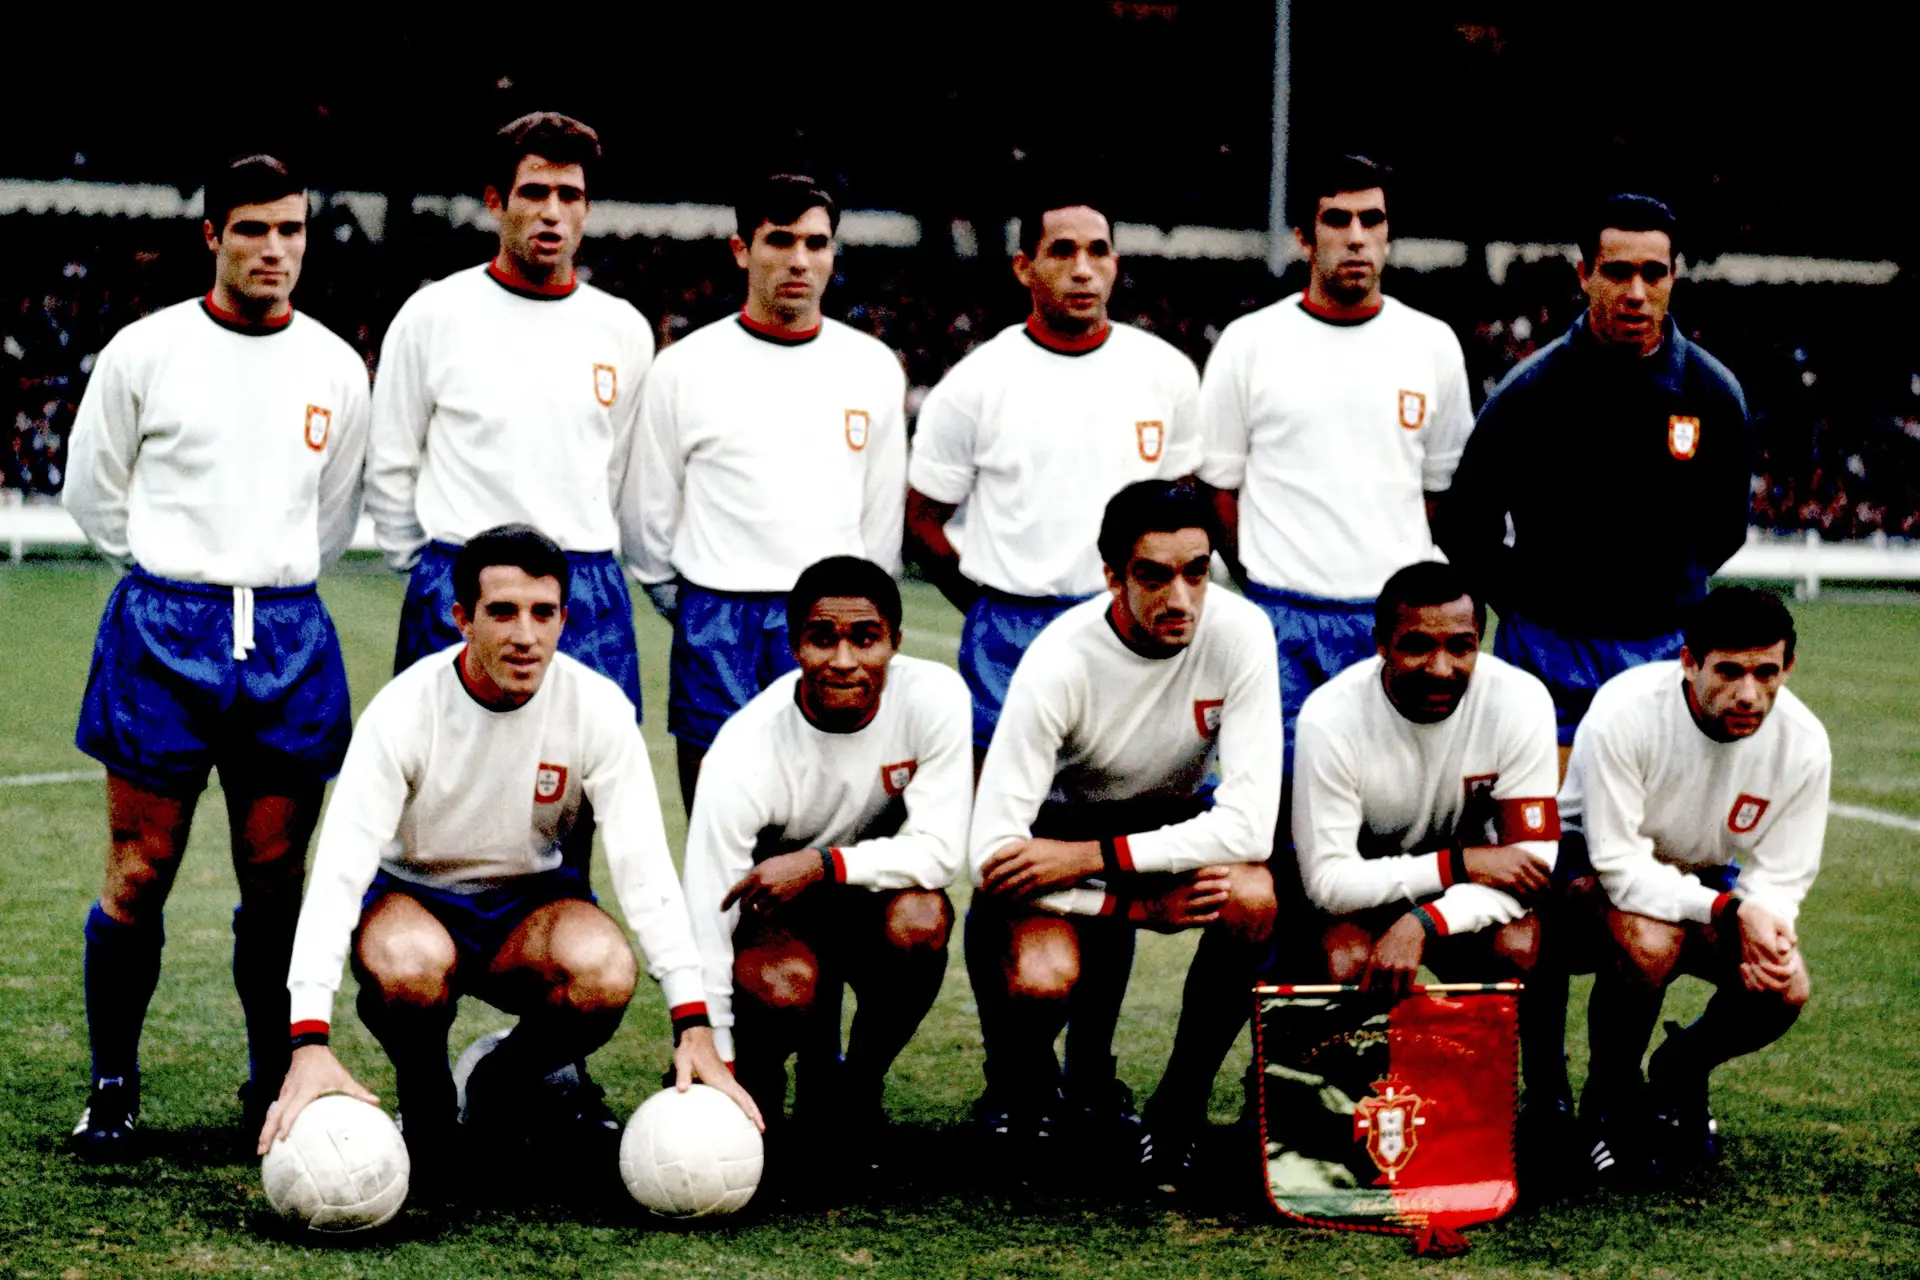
[288,982,336,1028]
[658,967,707,1013]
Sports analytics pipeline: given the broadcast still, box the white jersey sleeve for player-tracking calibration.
[859,370,908,575]
[632,354,684,585]
[611,324,654,573]
[1733,754,1829,924]
[1193,321,1252,492]
[837,672,972,890]
[316,362,371,570]
[969,656,1074,886]
[1292,701,1449,913]
[61,329,141,568]
[679,756,764,1061]
[1574,704,1720,924]
[365,293,435,570]
[1420,323,1475,494]
[907,372,980,505]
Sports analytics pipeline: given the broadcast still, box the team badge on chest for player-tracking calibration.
[304,405,331,452]
[880,759,917,796]
[1669,415,1701,460]
[593,364,618,407]
[845,409,871,451]
[1136,420,1164,462]
[1727,793,1768,833]
[534,763,568,804]
[1353,1077,1427,1182]
[1397,390,1427,430]
[1193,699,1224,739]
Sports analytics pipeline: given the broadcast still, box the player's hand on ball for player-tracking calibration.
[258,1044,379,1156]
[672,1027,765,1132]
[979,838,1104,898]
[1138,867,1231,932]
[722,850,825,916]
[1461,845,1551,897]
[1361,913,1426,999]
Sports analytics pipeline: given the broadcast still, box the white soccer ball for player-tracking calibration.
[261,1094,410,1232]
[619,1084,763,1217]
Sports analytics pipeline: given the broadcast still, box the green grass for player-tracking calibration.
[1,561,1916,1278]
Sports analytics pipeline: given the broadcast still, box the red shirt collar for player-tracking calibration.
[737,306,822,344]
[1024,313,1111,354]
[486,257,578,299]
[201,289,292,332]
[1299,291,1383,324]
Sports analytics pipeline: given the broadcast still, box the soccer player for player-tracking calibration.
[633,174,908,811]
[1437,194,1754,776]
[1195,154,1474,775]
[905,192,1201,766]
[1561,587,1828,1181]
[680,556,971,1173]
[260,527,759,1185]
[365,112,653,718]
[61,154,370,1160]
[967,480,1281,1189]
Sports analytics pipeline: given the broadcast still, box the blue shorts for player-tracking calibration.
[960,590,1092,748]
[75,568,351,794]
[668,584,798,748]
[395,541,642,723]
[1241,580,1376,774]
[361,864,595,982]
[1493,613,1682,746]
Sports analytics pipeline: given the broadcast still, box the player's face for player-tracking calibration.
[1378,597,1479,724]
[206,194,307,307]
[793,596,896,727]
[1297,188,1388,306]
[1580,227,1673,356]
[453,566,566,706]
[1013,206,1117,334]
[733,206,836,324]
[487,155,589,278]
[1682,641,1792,740]
[1106,528,1211,654]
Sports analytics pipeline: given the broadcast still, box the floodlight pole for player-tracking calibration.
[1266,0,1292,277]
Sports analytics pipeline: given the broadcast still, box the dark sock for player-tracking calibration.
[965,904,1059,1101]
[1659,985,1803,1080]
[843,942,949,1113]
[1146,925,1258,1130]
[1585,969,1665,1105]
[84,900,164,1085]
[232,902,299,1100]
[356,983,456,1135]
[1519,956,1573,1101]
[732,995,805,1125]
[1062,922,1134,1095]
[793,976,847,1122]
[485,1003,627,1085]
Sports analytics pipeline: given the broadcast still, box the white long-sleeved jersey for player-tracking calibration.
[970,591,1282,916]
[1561,660,1831,926]
[286,650,704,1029]
[907,320,1201,597]
[681,656,972,1057]
[364,264,655,567]
[1292,653,1560,936]
[632,314,907,591]
[62,296,370,586]
[1194,295,1473,600]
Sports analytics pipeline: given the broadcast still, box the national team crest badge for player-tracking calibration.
[534,763,568,803]
[593,364,618,407]
[845,409,871,451]
[1353,1076,1428,1182]
[1727,793,1769,833]
[1136,420,1165,462]
[1398,390,1427,430]
[1669,415,1701,460]
[1193,699,1224,739]
[303,405,331,452]
[1520,801,1547,835]
[880,759,917,796]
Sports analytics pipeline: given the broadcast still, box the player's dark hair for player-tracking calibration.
[1683,586,1796,665]
[205,155,303,236]
[787,555,902,640]
[1015,195,1113,259]
[1372,561,1484,644]
[735,173,840,241]
[491,112,601,201]
[1288,153,1391,232]
[1579,193,1678,266]
[453,524,572,615]
[1097,480,1215,575]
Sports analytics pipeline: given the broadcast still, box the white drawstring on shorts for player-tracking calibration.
[232,586,257,661]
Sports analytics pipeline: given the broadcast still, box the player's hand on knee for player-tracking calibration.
[1361,913,1426,1000]
[1139,867,1231,932]
[979,838,1103,899]
[722,850,827,917]
[1462,845,1551,897]
[672,1027,765,1132]
[258,1045,378,1155]
[1735,899,1796,964]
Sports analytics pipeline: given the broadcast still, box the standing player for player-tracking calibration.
[61,155,370,1158]
[1195,154,1474,777]
[906,192,1201,767]
[1561,587,1828,1180]
[1437,194,1754,776]
[968,480,1281,1189]
[366,112,653,717]
[633,174,908,811]
[680,556,971,1174]
[260,527,759,1184]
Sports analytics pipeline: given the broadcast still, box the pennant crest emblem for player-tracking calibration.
[304,405,331,452]
[1727,793,1769,833]
[593,364,618,407]
[1353,1076,1428,1181]
[1136,420,1165,462]
[1398,390,1427,430]
[1193,699,1224,739]
[1669,415,1700,460]
[534,763,568,804]
[845,409,871,451]
[881,759,917,797]
[1521,801,1547,834]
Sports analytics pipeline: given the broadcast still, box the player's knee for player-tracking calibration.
[549,926,639,1013]
[1216,864,1277,943]
[1783,958,1812,1008]
[739,953,819,1013]
[883,891,953,952]
[1007,936,1079,1003]
[1322,921,1373,983]
[1493,915,1541,974]
[358,928,457,1006]
[1612,914,1683,986]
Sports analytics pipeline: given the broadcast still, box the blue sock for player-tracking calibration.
[84,901,165,1085]
[232,903,298,1100]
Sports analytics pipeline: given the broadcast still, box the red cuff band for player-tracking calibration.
[827,847,849,884]
[1416,904,1451,938]
[290,1020,329,1039]
[1111,835,1136,874]
[1710,891,1736,920]
[669,1002,709,1023]
[1437,850,1457,889]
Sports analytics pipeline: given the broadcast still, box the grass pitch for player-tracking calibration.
[0,560,1915,1278]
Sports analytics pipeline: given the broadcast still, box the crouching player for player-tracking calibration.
[259,526,759,1188]
[681,556,972,1178]
[1564,586,1829,1180]
[967,480,1281,1191]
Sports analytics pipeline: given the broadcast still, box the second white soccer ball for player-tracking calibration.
[619,1084,763,1217]
[261,1094,410,1232]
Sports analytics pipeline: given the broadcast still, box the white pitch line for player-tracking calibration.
[1832,803,1920,834]
[0,768,105,787]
